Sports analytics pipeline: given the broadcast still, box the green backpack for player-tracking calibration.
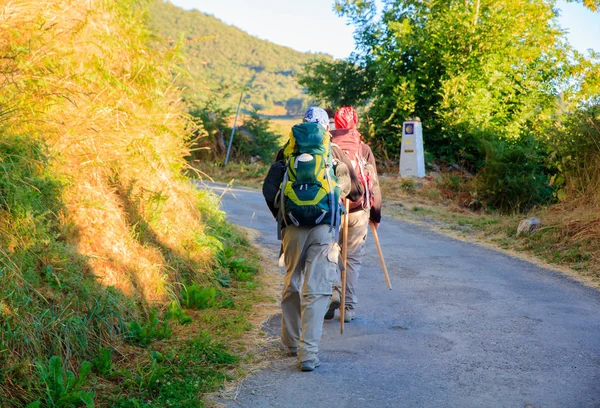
[278,122,341,231]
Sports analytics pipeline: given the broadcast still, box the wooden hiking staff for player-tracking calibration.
[370,223,392,290]
[340,199,350,334]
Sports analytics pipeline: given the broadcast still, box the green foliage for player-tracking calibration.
[217,247,259,284]
[92,348,113,377]
[569,0,599,12]
[476,136,555,213]
[233,112,281,161]
[188,97,232,158]
[126,309,172,347]
[110,334,239,407]
[0,134,63,219]
[188,102,280,161]
[166,301,193,325]
[285,98,308,116]
[399,178,416,194]
[440,173,466,193]
[326,0,575,159]
[546,102,600,201]
[301,0,600,211]
[298,59,375,108]
[28,356,94,408]
[181,283,218,310]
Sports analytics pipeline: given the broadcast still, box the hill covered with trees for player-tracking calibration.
[149,0,328,115]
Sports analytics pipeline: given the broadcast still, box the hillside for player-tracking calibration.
[0,0,262,405]
[149,0,329,115]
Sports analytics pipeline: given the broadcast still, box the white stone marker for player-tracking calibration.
[399,119,425,178]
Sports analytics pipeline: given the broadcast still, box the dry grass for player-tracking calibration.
[191,162,269,189]
[267,116,301,140]
[1,0,214,299]
[0,0,262,403]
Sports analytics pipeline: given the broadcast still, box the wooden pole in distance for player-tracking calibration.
[370,223,392,290]
[340,199,350,334]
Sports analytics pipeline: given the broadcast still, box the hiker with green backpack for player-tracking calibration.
[262,107,363,371]
[325,106,382,323]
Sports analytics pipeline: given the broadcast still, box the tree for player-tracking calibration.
[188,98,232,157]
[298,59,376,108]
[285,98,306,116]
[307,0,579,166]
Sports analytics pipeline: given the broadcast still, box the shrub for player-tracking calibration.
[399,178,416,194]
[233,111,281,161]
[188,98,232,159]
[546,102,600,204]
[475,136,554,213]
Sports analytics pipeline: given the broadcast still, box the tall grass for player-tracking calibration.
[0,0,241,404]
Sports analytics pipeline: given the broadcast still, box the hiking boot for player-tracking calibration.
[324,289,341,320]
[287,347,298,357]
[343,307,355,323]
[300,357,321,372]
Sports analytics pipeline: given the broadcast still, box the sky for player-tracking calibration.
[170,0,599,59]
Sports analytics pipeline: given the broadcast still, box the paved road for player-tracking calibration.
[204,183,600,408]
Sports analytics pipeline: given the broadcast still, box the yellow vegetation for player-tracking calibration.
[1,0,216,303]
[0,1,258,402]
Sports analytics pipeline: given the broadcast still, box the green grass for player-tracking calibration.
[105,334,239,408]
[8,215,264,407]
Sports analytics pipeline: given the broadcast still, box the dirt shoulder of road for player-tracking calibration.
[383,200,597,288]
[379,175,599,290]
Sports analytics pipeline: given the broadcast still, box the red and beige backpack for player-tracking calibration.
[331,127,375,211]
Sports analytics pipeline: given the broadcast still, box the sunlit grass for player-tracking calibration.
[0,0,267,405]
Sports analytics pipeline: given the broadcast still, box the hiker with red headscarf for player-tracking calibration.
[325,106,382,322]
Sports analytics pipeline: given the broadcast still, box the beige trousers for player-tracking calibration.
[337,209,369,309]
[281,224,338,362]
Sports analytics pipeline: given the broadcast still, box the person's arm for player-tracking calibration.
[275,148,284,162]
[362,144,382,224]
[262,148,285,219]
[332,145,364,202]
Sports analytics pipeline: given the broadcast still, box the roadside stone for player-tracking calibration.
[517,218,542,236]
[428,171,442,180]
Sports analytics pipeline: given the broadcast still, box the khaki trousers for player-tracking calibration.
[338,209,369,308]
[281,224,338,362]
